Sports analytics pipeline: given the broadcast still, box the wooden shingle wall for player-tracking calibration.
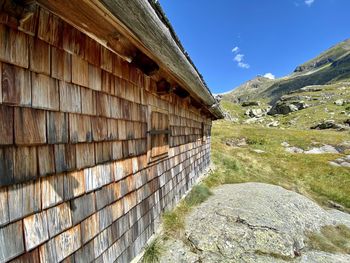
[0,6,212,263]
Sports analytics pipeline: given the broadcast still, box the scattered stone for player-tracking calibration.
[310,120,347,130]
[225,138,247,147]
[304,145,339,154]
[281,142,290,147]
[242,101,260,107]
[334,99,345,106]
[267,120,279,127]
[330,155,350,167]
[344,119,350,126]
[300,86,323,92]
[285,144,342,154]
[285,146,305,154]
[252,149,266,154]
[244,117,264,124]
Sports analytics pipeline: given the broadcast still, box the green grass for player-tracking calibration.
[162,184,212,238]
[206,121,350,209]
[307,225,350,254]
[142,238,163,263]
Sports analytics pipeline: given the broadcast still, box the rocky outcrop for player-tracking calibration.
[245,108,267,118]
[311,120,350,131]
[242,101,260,107]
[160,183,350,263]
[268,100,309,115]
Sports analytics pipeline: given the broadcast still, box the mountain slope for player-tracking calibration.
[222,39,350,104]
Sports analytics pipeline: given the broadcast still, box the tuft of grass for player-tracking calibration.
[142,238,163,263]
[184,185,212,207]
[162,204,188,238]
[162,184,212,238]
[307,225,350,254]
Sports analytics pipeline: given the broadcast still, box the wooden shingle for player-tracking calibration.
[0,25,28,68]
[47,111,69,144]
[23,212,49,250]
[81,87,97,115]
[0,221,24,262]
[88,64,102,91]
[51,46,72,82]
[100,47,113,73]
[85,37,101,66]
[84,164,113,193]
[95,142,112,164]
[96,93,111,117]
[54,144,76,173]
[0,105,13,145]
[46,202,72,238]
[0,147,14,186]
[32,73,59,110]
[0,187,9,226]
[10,248,40,263]
[59,81,81,113]
[71,192,96,225]
[110,96,122,119]
[102,70,115,94]
[29,37,50,75]
[72,55,88,87]
[117,120,127,140]
[41,174,64,209]
[38,7,63,47]
[54,225,81,262]
[2,63,31,106]
[14,146,38,182]
[111,141,123,161]
[76,143,95,169]
[69,114,92,143]
[91,117,108,141]
[64,171,85,200]
[63,23,85,56]
[14,107,46,145]
[107,119,119,140]
[81,213,99,244]
[37,145,56,176]
[8,180,41,221]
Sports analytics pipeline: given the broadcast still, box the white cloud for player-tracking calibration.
[234,54,244,62]
[231,46,240,53]
[263,73,275,79]
[231,46,250,69]
[305,0,315,6]
[238,62,250,69]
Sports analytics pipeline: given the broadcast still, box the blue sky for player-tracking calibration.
[159,0,350,94]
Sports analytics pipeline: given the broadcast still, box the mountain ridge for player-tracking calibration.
[222,38,350,104]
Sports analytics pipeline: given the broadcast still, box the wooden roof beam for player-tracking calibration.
[131,50,159,76]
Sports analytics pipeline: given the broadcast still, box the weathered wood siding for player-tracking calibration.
[0,6,212,263]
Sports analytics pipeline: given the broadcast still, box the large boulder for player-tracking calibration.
[245,108,266,118]
[268,100,308,115]
[160,183,350,263]
[242,101,260,107]
[311,120,349,131]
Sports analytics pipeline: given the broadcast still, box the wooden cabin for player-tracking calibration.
[0,0,223,262]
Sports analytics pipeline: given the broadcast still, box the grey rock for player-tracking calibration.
[285,147,305,153]
[304,145,339,154]
[334,99,345,106]
[242,101,260,107]
[160,183,350,263]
